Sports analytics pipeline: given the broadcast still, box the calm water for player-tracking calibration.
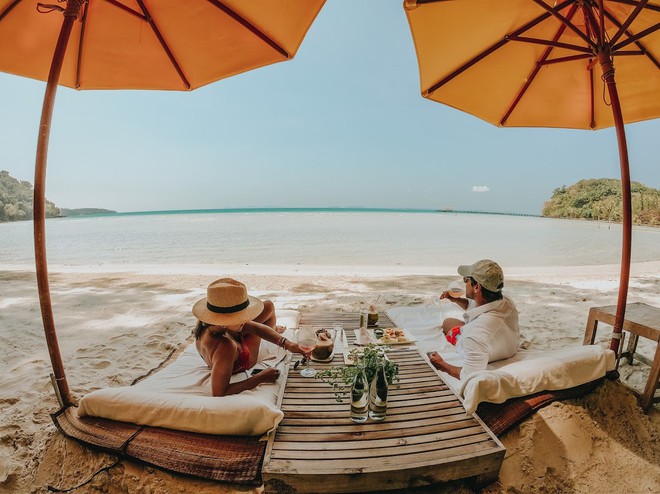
[1,210,659,270]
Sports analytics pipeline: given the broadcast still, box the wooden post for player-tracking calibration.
[33,0,85,407]
[598,47,632,356]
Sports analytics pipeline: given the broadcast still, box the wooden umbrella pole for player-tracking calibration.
[33,0,84,407]
[598,49,632,355]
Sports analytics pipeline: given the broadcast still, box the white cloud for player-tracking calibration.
[472,185,490,193]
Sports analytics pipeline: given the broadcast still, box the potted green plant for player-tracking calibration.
[315,344,399,403]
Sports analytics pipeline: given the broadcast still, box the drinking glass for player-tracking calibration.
[433,280,465,305]
[296,327,318,377]
[447,280,465,297]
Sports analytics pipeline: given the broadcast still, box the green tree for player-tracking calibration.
[0,170,60,223]
[542,178,660,226]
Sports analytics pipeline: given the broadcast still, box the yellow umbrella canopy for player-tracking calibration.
[0,0,325,406]
[0,0,325,90]
[405,0,659,354]
[405,0,660,129]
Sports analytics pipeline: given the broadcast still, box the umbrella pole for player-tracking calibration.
[598,50,632,355]
[33,0,84,407]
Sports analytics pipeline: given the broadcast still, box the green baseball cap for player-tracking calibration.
[458,259,504,292]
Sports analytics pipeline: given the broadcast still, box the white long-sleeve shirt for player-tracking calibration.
[456,296,519,380]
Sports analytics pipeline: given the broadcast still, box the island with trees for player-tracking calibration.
[542,178,660,226]
[1,170,115,223]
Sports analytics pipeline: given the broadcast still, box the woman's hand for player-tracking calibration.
[256,367,281,384]
[284,340,306,356]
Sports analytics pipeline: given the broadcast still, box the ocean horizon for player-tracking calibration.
[61,206,542,218]
[2,209,659,272]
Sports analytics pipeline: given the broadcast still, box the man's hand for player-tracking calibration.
[427,351,462,380]
[439,290,460,301]
[439,291,469,311]
[428,351,446,369]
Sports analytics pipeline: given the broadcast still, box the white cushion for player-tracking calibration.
[458,345,615,414]
[77,310,300,436]
[387,305,615,415]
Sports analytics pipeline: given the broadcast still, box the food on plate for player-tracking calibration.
[312,328,334,360]
[379,327,409,344]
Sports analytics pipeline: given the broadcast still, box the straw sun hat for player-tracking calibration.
[192,278,264,326]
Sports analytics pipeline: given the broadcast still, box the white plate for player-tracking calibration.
[378,328,416,345]
[352,328,416,346]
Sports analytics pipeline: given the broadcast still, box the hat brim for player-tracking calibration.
[457,264,473,277]
[192,295,264,326]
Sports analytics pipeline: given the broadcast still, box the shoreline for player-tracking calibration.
[2,259,660,279]
[1,267,659,493]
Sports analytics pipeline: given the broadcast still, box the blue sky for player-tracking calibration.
[1,1,658,215]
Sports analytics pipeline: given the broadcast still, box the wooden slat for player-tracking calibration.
[270,434,494,460]
[271,425,486,451]
[262,311,505,493]
[266,442,501,473]
[273,419,482,442]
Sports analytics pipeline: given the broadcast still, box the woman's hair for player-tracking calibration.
[194,320,209,340]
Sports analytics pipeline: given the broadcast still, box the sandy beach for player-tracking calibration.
[1,264,659,494]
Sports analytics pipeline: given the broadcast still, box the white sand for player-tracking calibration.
[1,266,659,494]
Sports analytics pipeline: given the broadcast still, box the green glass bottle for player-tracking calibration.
[369,356,388,421]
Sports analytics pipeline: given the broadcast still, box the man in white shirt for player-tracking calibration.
[429,259,519,381]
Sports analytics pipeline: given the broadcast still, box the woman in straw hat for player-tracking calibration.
[194,278,304,397]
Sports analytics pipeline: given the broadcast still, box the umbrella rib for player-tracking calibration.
[135,0,191,89]
[609,0,660,14]
[598,0,607,45]
[613,49,646,55]
[0,0,22,23]
[589,61,596,128]
[531,0,598,49]
[425,0,578,96]
[582,2,602,42]
[541,53,593,64]
[206,0,291,59]
[501,3,581,126]
[103,0,146,20]
[610,0,649,46]
[612,22,660,51]
[507,35,593,53]
[580,0,600,125]
[602,8,660,70]
[75,0,90,89]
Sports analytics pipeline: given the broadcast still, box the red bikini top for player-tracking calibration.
[232,338,252,374]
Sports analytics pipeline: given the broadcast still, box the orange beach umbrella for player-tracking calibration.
[405,0,660,353]
[0,0,325,406]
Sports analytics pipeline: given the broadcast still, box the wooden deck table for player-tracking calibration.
[583,302,660,412]
[262,312,505,493]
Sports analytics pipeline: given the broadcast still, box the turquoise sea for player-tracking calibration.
[1,209,659,271]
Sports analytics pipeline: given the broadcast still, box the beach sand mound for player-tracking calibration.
[1,270,659,493]
[488,381,660,494]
